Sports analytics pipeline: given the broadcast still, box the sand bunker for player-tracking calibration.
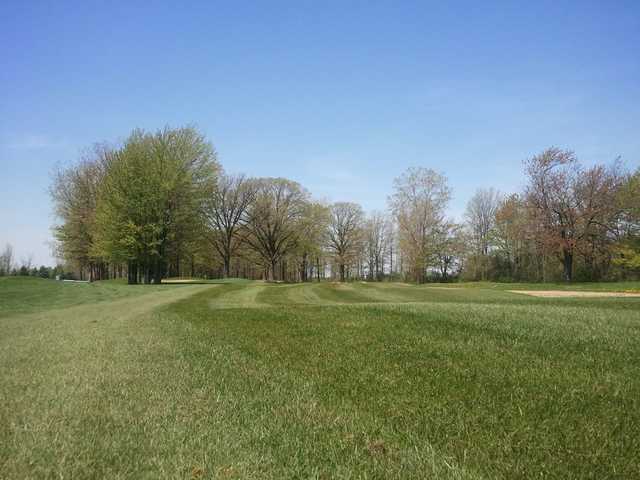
[162,279,218,284]
[509,290,640,298]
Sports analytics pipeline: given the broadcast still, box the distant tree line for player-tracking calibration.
[463,149,640,282]
[0,243,71,279]
[46,126,639,284]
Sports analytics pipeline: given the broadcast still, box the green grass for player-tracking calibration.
[1,278,639,479]
[448,280,640,292]
[0,276,178,318]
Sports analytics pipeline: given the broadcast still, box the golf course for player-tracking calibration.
[1,276,639,479]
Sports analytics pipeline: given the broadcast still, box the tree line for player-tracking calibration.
[0,244,73,279]
[44,126,639,284]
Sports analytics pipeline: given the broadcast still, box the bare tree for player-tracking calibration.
[364,212,392,280]
[20,253,34,271]
[245,178,309,281]
[297,202,330,281]
[389,167,451,283]
[465,188,501,279]
[204,174,256,278]
[493,194,529,280]
[0,243,14,275]
[327,202,364,282]
[24,253,33,269]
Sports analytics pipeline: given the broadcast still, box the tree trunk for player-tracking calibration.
[127,261,138,285]
[563,250,573,282]
[268,259,277,282]
[223,256,231,278]
[152,258,164,284]
[144,265,151,284]
[301,253,308,282]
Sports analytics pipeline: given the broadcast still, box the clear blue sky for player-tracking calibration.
[1,1,639,266]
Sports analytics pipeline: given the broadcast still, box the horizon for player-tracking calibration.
[2,1,639,266]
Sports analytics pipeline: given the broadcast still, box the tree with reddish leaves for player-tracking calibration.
[524,147,623,282]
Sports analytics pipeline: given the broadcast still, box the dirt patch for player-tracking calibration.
[367,440,388,456]
[508,290,640,298]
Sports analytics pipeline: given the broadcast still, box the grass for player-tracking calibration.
[447,280,640,292]
[0,276,178,318]
[1,277,639,478]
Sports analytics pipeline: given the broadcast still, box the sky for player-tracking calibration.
[1,1,639,266]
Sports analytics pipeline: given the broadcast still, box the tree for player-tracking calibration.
[297,202,330,282]
[433,222,465,281]
[364,212,392,281]
[38,266,50,278]
[245,178,310,281]
[20,253,34,272]
[204,174,256,278]
[613,168,640,273]
[0,243,13,276]
[465,188,501,280]
[49,124,637,286]
[326,202,364,281]
[525,148,622,282]
[93,127,220,284]
[51,144,112,281]
[389,167,451,283]
[493,194,530,280]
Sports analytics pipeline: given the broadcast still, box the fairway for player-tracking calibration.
[1,278,639,479]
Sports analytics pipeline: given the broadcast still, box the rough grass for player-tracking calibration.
[0,277,174,318]
[1,278,639,479]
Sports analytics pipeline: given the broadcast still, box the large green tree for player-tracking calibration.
[93,127,219,284]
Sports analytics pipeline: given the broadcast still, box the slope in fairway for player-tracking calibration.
[1,278,639,479]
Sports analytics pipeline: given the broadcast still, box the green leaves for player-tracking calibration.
[89,126,221,282]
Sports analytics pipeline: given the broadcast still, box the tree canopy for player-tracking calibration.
[47,131,640,284]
